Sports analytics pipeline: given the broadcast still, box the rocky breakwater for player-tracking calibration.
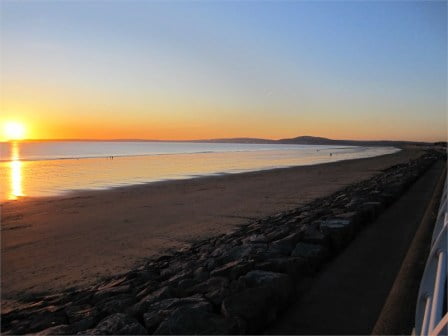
[2,151,445,335]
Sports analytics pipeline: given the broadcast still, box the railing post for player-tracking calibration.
[428,251,446,332]
[421,295,432,336]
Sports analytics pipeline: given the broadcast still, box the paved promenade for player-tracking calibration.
[268,160,446,335]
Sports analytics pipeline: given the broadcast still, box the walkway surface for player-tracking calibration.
[267,160,446,335]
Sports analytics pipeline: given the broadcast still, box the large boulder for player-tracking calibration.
[186,277,230,307]
[84,313,146,335]
[96,276,128,291]
[269,232,303,256]
[153,306,240,335]
[221,287,272,332]
[302,226,330,246]
[131,286,174,315]
[319,218,354,250]
[255,257,312,277]
[242,234,268,244]
[240,270,294,303]
[64,304,99,332]
[222,271,294,332]
[26,306,68,333]
[291,242,329,264]
[210,260,253,280]
[97,294,136,315]
[91,285,131,304]
[215,245,254,265]
[265,226,291,242]
[143,295,212,332]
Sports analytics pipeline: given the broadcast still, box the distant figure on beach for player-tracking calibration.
[330,153,332,156]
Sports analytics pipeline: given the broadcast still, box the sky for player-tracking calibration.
[0,0,446,142]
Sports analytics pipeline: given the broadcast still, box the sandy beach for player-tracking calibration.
[1,148,422,297]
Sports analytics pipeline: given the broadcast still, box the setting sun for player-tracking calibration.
[3,122,26,141]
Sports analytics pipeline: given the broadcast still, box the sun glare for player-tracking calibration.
[3,122,26,141]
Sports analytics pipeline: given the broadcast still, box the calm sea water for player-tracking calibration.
[0,141,399,202]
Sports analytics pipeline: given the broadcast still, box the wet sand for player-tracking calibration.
[1,148,422,298]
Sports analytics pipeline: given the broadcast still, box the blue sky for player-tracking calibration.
[0,0,446,141]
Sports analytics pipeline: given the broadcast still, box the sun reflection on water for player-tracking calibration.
[0,142,399,202]
[9,142,23,200]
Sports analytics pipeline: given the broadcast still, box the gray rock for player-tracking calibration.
[154,306,240,335]
[337,211,361,228]
[36,324,74,335]
[177,278,197,289]
[193,267,209,281]
[27,307,68,333]
[345,197,364,210]
[143,295,212,332]
[242,234,268,244]
[291,242,329,262]
[144,295,212,316]
[64,304,99,331]
[221,287,278,332]
[186,277,229,306]
[126,269,158,284]
[143,310,165,332]
[221,270,294,331]
[98,294,136,314]
[189,276,229,293]
[165,270,192,286]
[160,261,193,280]
[216,245,253,264]
[270,232,303,256]
[92,285,131,303]
[96,276,128,291]
[320,218,354,250]
[265,226,290,242]
[204,286,230,307]
[302,227,329,246]
[240,270,294,303]
[87,313,146,335]
[135,280,160,300]
[131,286,174,315]
[255,257,309,277]
[1,319,30,335]
[210,260,253,280]
[205,258,218,270]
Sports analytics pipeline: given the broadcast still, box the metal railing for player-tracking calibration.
[414,181,447,336]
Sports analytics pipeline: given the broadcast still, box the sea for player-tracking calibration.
[0,141,400,202]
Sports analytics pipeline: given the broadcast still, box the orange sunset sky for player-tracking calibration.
[0,1,446,142]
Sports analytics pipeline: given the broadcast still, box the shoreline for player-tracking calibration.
[1,148,422,298]
[0,145,399,203]
[1,147,400,206]
[0,142,379,163]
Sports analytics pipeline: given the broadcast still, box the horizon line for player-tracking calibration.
[1,136,445,144]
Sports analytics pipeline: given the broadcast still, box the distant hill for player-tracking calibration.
[276,136,427,147]
[191,137,276,144]
[196,135,429,147]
